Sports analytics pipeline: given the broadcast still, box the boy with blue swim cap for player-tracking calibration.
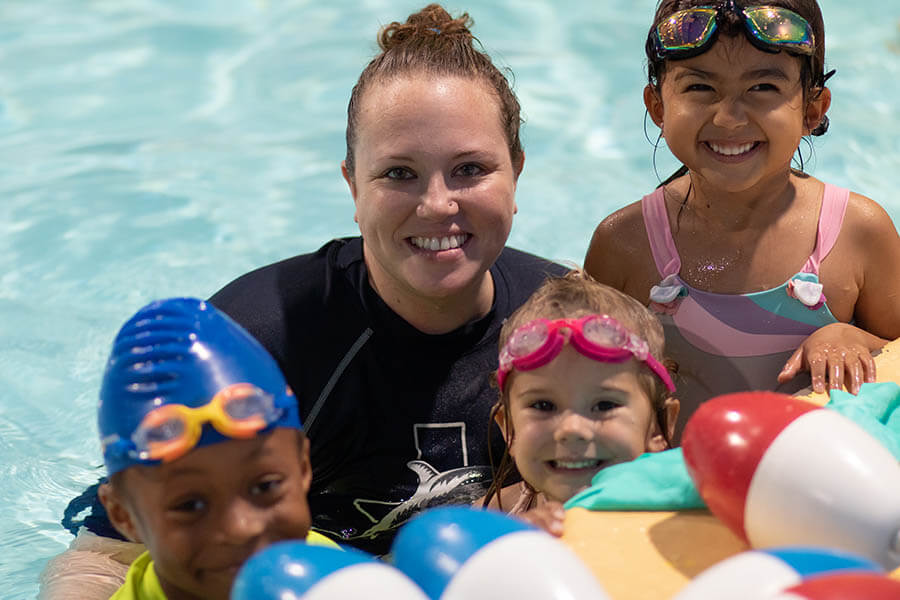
[97,297,333,600]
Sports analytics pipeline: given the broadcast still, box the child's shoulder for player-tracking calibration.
[845,190,896,231]
[835,188,900,337]
[794,176,895,246]
[829,188,900,254]
[585,197,658,295]
[589,197,648,252]
[590,180,689,244]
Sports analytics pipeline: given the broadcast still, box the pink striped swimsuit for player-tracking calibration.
[642,184,847,430]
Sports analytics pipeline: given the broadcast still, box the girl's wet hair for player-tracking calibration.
[344,3,522,177]
[482,271,676,510]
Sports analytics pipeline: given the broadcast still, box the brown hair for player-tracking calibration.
[344,3,523,178]
[483,271,675,509]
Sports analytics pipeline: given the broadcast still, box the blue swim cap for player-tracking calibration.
[98,297,301,476]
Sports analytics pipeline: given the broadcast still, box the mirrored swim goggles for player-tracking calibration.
[496,314,676,393]
[651,0,815,61]
[102,383,292,465]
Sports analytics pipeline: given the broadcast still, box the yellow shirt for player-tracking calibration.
[110,531,339,600]
[108,551,164,600]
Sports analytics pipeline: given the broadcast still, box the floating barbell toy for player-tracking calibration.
[672,546,883,599]
[391,506,611,600]
[682,391,900,569]
[769,572,900,599]
[231,541,428,599]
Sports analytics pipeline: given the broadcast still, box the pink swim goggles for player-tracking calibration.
[497,314,676,393]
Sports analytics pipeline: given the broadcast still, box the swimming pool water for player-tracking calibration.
[2,1,900,597]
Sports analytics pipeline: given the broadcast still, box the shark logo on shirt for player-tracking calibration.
[316,421,494,547]
[353,460,492,539]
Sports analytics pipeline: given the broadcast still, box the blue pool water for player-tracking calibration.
[2,1,900,597]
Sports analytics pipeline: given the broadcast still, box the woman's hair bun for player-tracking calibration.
[344,3,523,180]
[379,3,473,50]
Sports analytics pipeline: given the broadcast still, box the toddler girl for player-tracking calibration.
[481,273,679,532]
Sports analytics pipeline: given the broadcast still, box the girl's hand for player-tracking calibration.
[777,323,885,394]
[518,501,566,537]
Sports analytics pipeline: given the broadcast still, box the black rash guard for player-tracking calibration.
[68,237,565,556]
[210,238,565,554]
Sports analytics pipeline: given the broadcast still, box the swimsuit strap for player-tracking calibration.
[508,481,539,515]
[801,183,850,275]
[641,187,682,278]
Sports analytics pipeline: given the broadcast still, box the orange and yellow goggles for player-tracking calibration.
[129,383,287,464]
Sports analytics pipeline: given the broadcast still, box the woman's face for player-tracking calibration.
[343,74,519,316]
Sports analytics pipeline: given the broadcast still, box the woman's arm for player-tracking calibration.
[38,531,144,600]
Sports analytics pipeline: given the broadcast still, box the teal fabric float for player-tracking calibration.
[825,382,900,460]
[564,447,704,511]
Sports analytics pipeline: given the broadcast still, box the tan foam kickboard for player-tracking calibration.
[561,338,900,599]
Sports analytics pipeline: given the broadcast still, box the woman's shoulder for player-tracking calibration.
[497,246,569,273]
[210,238,361,303]
[494,246,570,289]
[208,237,365,353]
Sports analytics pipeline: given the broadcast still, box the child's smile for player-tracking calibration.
[548,458,607,470]
[703,140,762,163]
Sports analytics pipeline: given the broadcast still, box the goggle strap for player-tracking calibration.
[644,355,676,393]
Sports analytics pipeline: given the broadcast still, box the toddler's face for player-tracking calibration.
[110,428,312,600]
[501,346,667,503]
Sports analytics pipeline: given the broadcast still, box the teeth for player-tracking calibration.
[411,234,468,251]
[553,459,601,470]
[709,141,755,156]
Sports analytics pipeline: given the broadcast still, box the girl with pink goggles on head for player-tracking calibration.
[497,314,676,393]
[479,273,680,537]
